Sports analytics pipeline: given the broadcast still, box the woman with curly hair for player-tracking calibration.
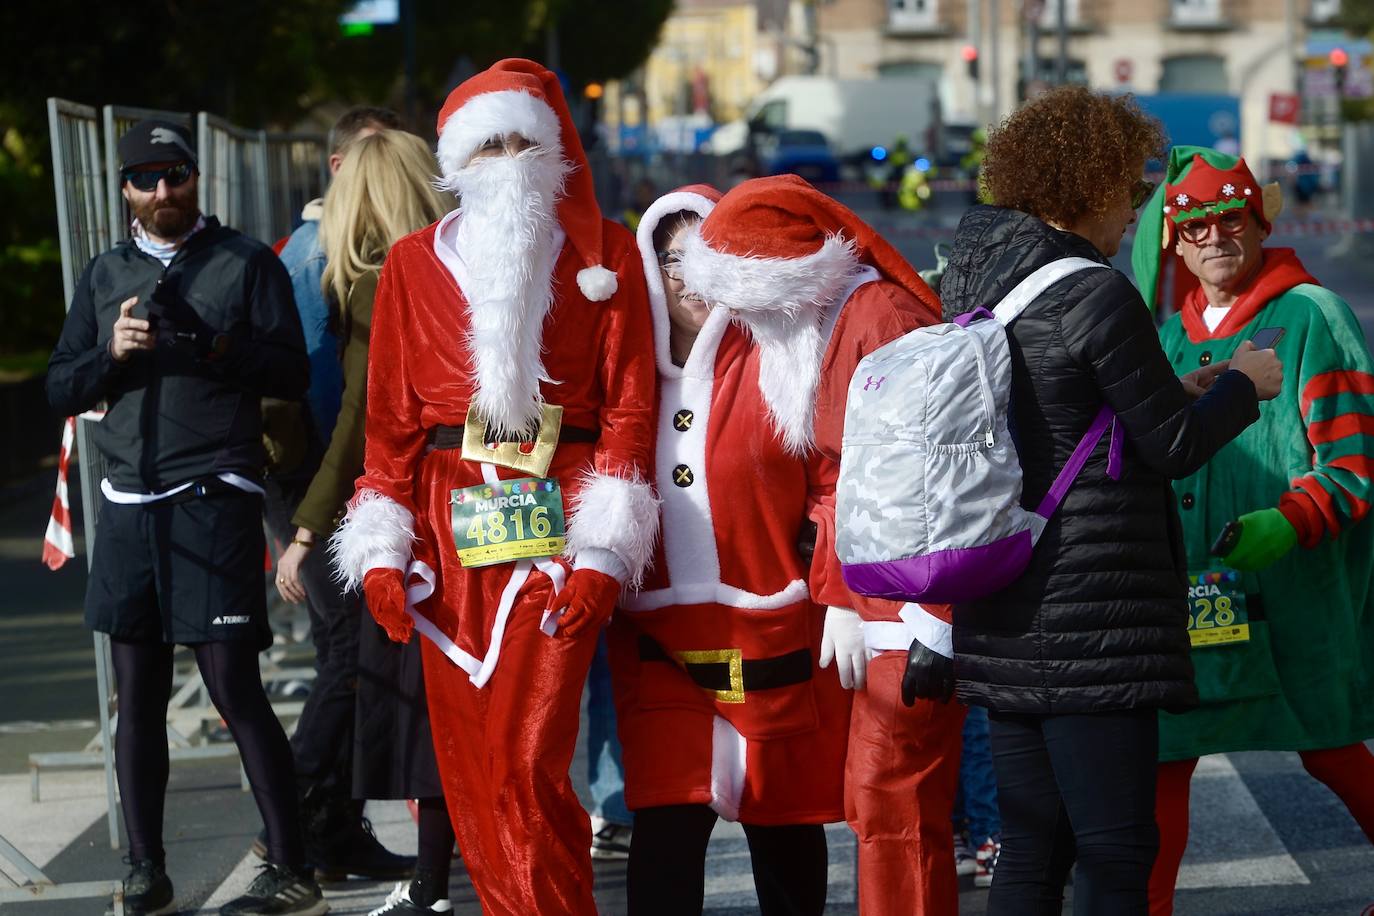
[936,87,1283,913]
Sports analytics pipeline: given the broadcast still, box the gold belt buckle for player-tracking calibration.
[675,648,745,704]
[460,404,563,477]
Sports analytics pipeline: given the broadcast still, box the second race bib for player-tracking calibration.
[1186,569,1250,648]
[450,477,566,568]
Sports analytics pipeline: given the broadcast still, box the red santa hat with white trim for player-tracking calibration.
[679,174,941,321]
[435,57,618,302]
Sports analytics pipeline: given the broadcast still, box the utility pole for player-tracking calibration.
[989,0,1001,123]
[1055,0,1068,84]
[969,0,982,122]
[1023,0,1040,101]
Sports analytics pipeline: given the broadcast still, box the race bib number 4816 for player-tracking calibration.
[450,477,566,568]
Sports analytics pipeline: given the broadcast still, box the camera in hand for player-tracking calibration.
[146,281,227,361]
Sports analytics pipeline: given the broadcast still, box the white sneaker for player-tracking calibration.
[954,834,977,876]
[589,815,632,859]
[367,881,453,915]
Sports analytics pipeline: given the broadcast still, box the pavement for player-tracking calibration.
[2,195,1374,914]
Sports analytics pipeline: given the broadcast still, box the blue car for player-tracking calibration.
[760,129,841,184]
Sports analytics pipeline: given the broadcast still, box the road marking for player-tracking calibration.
[1176,754,1310,888]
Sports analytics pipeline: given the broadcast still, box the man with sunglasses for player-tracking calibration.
[1133,146,1374,915]
[47,119,325,916]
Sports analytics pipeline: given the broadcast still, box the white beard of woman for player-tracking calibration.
[733,308,825,456]
[442,146,570,436]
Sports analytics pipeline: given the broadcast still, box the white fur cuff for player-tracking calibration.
[564,470,660,589]
[577,265,618,302]
[328,489,415,591]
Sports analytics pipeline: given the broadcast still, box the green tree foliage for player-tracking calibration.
[0,0,671,359]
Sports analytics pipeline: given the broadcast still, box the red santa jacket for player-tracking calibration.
[336,212,657,673]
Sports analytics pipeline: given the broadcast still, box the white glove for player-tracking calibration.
[819,606,867,690]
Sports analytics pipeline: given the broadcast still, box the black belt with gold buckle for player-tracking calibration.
[638,635,812,704]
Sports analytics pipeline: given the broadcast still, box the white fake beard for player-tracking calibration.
[731,307,825,456]
[441,148,570,434]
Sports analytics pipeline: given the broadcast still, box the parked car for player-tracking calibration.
[759,129,840,184]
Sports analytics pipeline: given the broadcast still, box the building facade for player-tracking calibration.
[817,0,1345,164]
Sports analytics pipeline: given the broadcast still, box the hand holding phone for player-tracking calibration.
[1210,519,1244,557]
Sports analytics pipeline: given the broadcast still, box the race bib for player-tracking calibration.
[450,477,566,568]
[1186,569,1250,648]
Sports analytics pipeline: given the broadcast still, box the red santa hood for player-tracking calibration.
[435,57,617,302]
[677,175,940,453]
[634,184,723,376]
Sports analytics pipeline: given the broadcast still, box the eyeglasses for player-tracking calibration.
[657,250,684,282]
[474,135,539,157]
[1130,179,1157,210]
[1176,208,1248,245]
[122,162,195,192]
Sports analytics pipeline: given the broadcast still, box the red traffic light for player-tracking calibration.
[1330,47,1349,67]
[961,44,979,62]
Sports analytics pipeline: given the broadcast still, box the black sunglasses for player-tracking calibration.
[1130,178,1157,210]
[122,162,196,192]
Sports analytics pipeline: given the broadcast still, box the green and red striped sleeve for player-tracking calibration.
[1277,298,1374,547]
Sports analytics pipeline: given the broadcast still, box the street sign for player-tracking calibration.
[1115,59,1133,84]
[1269,92,1300,124]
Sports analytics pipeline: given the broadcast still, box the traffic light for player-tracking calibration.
[1330,47,1349,96]
[961,44,980,81]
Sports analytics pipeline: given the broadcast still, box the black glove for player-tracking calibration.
[901,637,955,706]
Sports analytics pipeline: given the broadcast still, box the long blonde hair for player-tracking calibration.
[320,129,453,305]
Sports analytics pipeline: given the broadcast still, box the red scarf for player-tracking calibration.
[1180,248,1319,343]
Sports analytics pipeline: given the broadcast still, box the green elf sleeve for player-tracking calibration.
[1276,288,1374,547]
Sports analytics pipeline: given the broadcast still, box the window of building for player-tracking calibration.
[1038,0,1081,29]
[1158,54,1228,93]
[889,0,940,31]
[1309,0,1340,21]
[1170,0,1224,26]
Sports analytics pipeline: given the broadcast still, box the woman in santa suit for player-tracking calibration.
[609,184,861,915]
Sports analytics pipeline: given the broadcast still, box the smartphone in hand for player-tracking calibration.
[1210,520,1244,557]
[1250,327,1285,350]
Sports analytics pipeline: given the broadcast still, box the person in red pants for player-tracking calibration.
[330,59,658,915]
[673,175,966,915]
[1130,147,1374,916]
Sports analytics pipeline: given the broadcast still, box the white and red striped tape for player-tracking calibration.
[43,411,105,571]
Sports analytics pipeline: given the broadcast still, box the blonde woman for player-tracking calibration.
[279,129,457,915]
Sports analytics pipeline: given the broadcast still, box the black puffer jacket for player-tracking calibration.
[942,206,1260,714]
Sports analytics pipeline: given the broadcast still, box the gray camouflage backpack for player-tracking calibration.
[836,257,1122,604]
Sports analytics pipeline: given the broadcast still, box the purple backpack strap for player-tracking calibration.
[1033,404,1122,520]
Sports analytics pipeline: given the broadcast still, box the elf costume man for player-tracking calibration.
[1131,147,1374,916]
[330,59,657,915]
[661,174,966,915]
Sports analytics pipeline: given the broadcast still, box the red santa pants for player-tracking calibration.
[1149,744,1374,916]
[420,589,600,916]
[845,650,966,916]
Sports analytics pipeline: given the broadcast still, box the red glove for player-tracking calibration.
[363,567,413,644]
[547,568,620,639]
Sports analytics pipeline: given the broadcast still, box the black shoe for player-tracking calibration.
[218,863,326,915]
[311,808,416,883]
[115,857,176,916]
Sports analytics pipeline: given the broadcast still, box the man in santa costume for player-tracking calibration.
[330,58,657,915]
[664,174,968,915]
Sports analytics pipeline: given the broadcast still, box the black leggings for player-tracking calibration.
[987,708,1159,916]
[111,638,305,867]
[408,795,455,905]
[627,804,827,916]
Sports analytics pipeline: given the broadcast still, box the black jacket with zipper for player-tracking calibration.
[47,217,309,492]
[941,205,1261,715]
